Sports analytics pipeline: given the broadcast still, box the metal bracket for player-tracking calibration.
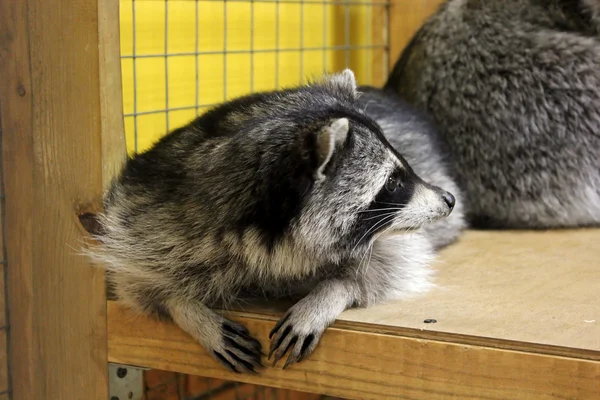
[108,363,146,400]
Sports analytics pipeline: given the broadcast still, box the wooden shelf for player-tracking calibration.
[108,230,600,399]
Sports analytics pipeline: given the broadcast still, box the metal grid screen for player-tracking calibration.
[118,2,388,397]
[119,0,389,154]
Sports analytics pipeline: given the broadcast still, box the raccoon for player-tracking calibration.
[357,86,466,249]
[87,70,459,373]
[386,0,600,229]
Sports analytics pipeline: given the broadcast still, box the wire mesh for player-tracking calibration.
[121,2,388,398]
[119,0,389,155]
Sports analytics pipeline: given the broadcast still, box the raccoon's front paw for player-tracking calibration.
[211,319,263,374]
[268,307,325,369]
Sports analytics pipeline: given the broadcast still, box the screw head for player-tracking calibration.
[423,318,437,324]
[116,367,128,378]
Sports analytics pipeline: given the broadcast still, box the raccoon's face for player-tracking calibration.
[284,70,456,257]
[349,152,455,238]
[222,69,455,263]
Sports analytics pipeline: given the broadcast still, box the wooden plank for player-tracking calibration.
[0,1,36,397]
[0,102,7,396]
[388,0,445,70]
[99,0,128,186]
[108,228,600,398]
[0,267,5,395]
[337,229,600,357]
[108,301,600,400]
[0,330,7,394]
[0,197,5,329]
[192,229,600,360]
[370,0,388,87]
[0,265,5,330]
[0,0,125,398]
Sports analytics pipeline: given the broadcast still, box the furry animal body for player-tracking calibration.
[88,70,462,373]
[357,86,466,249]
[386,0,600,229]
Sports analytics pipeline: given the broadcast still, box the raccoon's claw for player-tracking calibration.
[268,312,322,369]
[213,320,263,374]
[223,319,252,338]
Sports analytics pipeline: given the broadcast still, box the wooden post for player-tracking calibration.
[371,0,389,86]
[0,142,7,398]
[0,0,126,399]
[388,0,445,71]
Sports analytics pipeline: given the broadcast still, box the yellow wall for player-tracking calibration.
[119,0,379,154]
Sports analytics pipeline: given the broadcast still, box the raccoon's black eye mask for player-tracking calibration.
[374,167,416,208]
[385,176,402,193]
[384,165,415,193]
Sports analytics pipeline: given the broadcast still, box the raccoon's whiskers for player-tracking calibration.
[374,201,408,207]
[351,213,397,256]
[399,221,422,235]
[361,214,411,278]
[355,242,372,278]
[363,211,400,221]
[358,243,375,279]
[357,207,406,214]
[361,99,375,113]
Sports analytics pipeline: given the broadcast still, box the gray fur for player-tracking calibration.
[358,86,466,248]
[86,70,461,372]
[386,0,600,228]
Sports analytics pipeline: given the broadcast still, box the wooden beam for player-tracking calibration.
[0,142,7,395]
[370,0,388,87]
[388,0,445,71]
[0,0,125,398]
[108,228,600,398]
[99,0,128,185]
[108,301,600,400]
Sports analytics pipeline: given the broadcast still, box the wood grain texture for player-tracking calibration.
[388,0,445,70]
[108,301,600,400]
[0,162,5,399]
[0,26,9,397]
[337,229,600,358]
[0,0,124,398]
[108,229,600,398]
[99,0,128,187]
[0,1,36,397]
[0,330,7,394]
[0,265,5,330]
[370,0,388,87]
[0,153,6,331]
[209,229,600,360]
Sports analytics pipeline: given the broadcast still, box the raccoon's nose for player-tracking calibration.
[442,192,455,210]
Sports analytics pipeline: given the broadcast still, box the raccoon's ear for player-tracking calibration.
[314,118,349,181]
[324,69,357,99]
